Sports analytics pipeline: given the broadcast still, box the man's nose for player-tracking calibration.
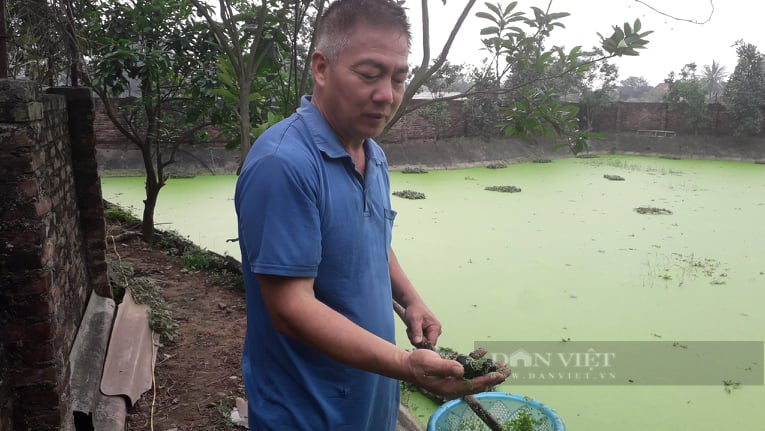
[372,80,395,104]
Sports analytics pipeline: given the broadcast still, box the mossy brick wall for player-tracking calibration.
[0,80,107,431]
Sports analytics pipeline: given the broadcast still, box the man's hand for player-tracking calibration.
[402,301,442,348]
[405,349,511,400]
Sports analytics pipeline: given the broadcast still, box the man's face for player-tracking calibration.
[313,25,409,146]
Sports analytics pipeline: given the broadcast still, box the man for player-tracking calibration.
[234,1,509,429]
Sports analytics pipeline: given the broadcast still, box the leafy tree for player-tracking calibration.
[412,61,466,98]
[269,0,328,113]
[722,40,765,136]
[618,76,652,101]
[575,48,619,131]
[7,0,75,84]
[85,0,221,243]
[663,63,708,134]
[383,0,480,135]
[417,101,454,140]
[474,2,651,154]
[189,0,291,166]
[701,60,727,103]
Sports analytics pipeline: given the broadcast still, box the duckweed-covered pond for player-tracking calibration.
[102,155,765,430]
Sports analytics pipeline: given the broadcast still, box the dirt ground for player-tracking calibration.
[105,221,248,430]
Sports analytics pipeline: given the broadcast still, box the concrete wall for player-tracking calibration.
[0,81,107,431]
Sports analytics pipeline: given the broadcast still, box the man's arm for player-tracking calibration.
[258,273,508,398]
[389,248,441,347]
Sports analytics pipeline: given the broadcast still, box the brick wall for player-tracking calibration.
[0,81,106,431]
[91,97,763,174]
[586,102,741,135]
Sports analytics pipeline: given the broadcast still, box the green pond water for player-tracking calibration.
[101,155,765,430]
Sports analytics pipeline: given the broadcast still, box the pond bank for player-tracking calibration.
[97,133,765,177]
[381,133,765,171]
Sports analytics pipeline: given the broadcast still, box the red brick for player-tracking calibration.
[14,296,54,318]
[3,249,44,271]
[14,408,62,431]
[27,271,53,295]
[35,197,52,217]
[1,320,54,343]
[17,342,56,364]
[12,365,58,387]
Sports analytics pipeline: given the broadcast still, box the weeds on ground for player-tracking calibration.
[129,277,180,343]
[206,395,239,430]
[104,205,142,226]
[182,246,213,270]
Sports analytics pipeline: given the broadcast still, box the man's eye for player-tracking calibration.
[358,72,379,81]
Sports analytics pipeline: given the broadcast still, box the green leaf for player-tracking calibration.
[475,11,499,24]
[484,1,502,17]
[503,2,518,16]
[480,26,501,36]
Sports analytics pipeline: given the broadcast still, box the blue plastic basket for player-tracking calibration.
[427,392,565,431]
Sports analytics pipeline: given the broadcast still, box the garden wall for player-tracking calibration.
[0,81,108,431]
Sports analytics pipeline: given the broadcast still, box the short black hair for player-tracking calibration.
[315,0,411,63]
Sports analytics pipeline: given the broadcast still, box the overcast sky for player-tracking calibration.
[404,0,761,85]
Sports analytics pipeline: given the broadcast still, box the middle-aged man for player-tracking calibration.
[234,1,510,430]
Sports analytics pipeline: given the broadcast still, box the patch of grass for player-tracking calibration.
[634,206,672,215]
[532,159,552,163]
[206,395,238,429]
[107,257,133,301]
[209,271,244,292]
[644,252,728,288]
[485,185,522,193]
[393,190,426,200]
[104,206,141,225]
[153,228,190,256]
[402,167,428,174]
[723,379,742,394]
[603,174,625,181]
[129,277,179,343]
[587,158,682,175]
[183,247,213,270]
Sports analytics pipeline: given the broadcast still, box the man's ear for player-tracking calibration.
[311,51,329,87]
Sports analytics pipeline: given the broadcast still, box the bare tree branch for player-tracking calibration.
[635,0,714,25]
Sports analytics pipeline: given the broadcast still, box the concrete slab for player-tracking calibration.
[70,293,115,414]
[70,292,128,430]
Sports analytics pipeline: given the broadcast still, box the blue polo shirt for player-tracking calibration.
[234,96,399,431]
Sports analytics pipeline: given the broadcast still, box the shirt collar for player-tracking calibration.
[297,96,384,164]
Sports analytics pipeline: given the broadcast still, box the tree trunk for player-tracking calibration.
[142,178,161,244]
[238,79,252,173]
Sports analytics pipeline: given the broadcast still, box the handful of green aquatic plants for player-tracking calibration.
[462,407,548,431]
[436,346,502,379]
